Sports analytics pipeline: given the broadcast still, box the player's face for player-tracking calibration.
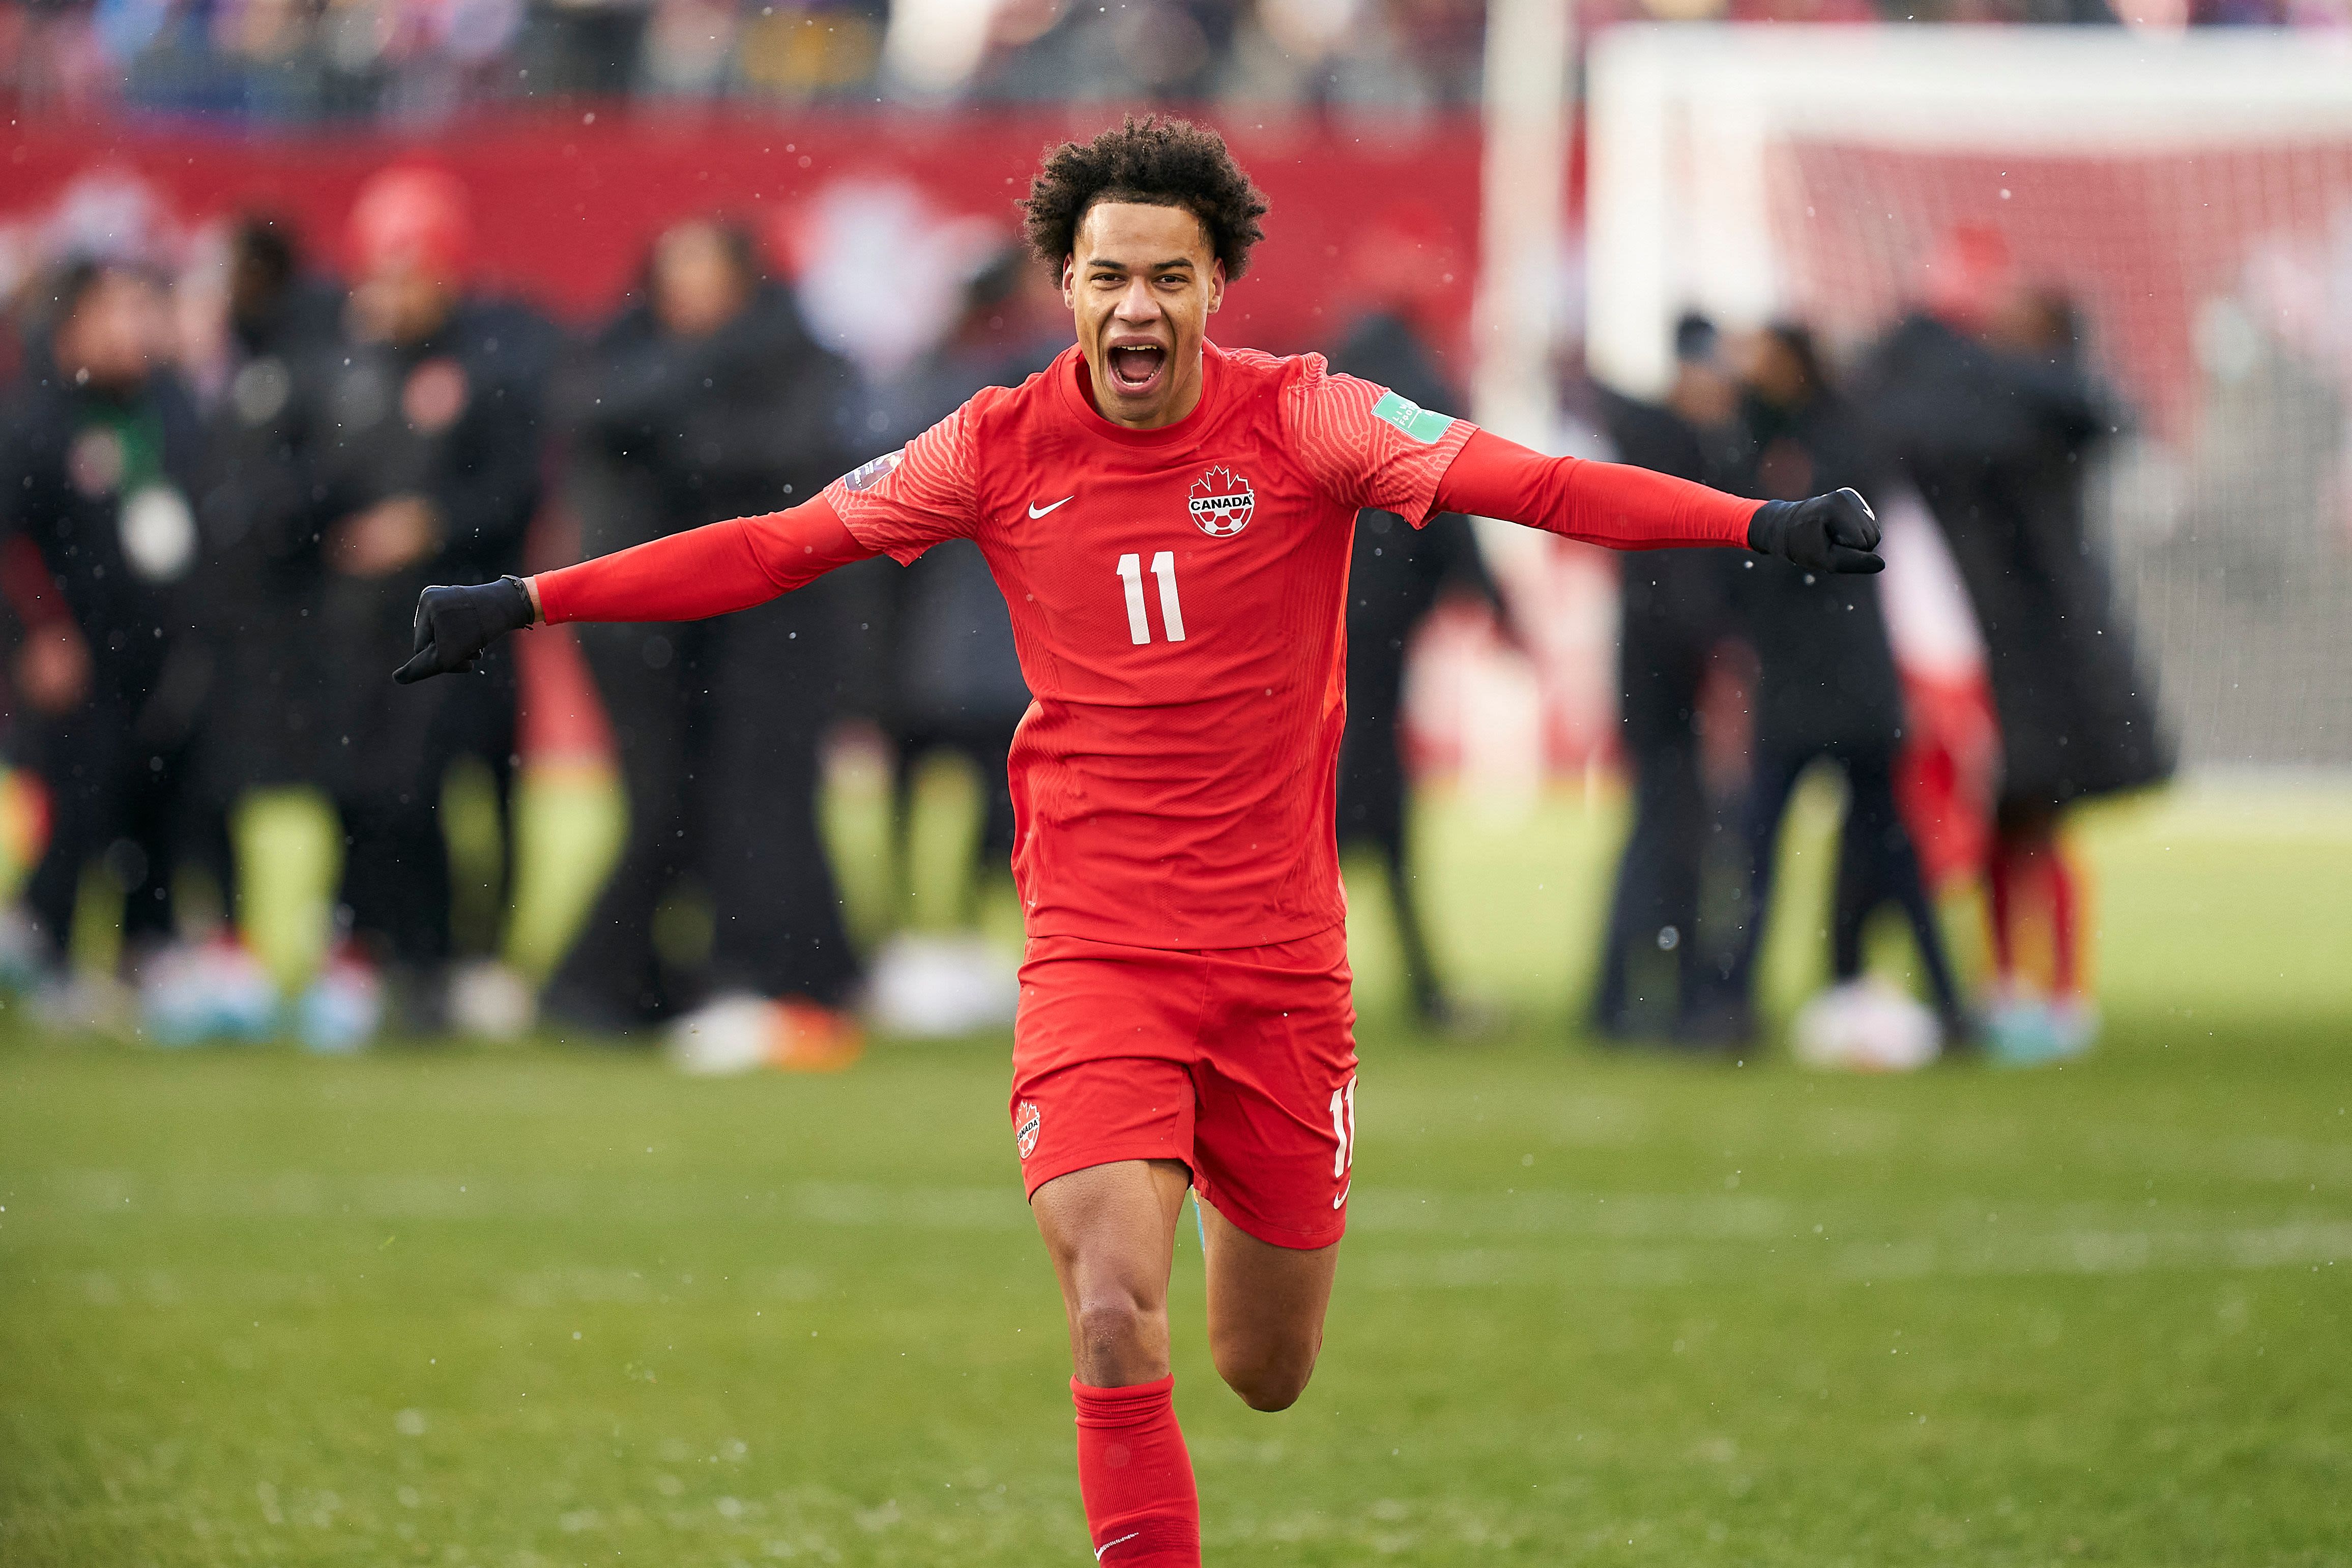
[1063,201,1226,431]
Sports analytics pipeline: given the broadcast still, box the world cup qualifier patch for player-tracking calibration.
[1370,390,1457,444]
[1014,1101,1042,1161]
[1188,465,1255,538]
[841,449,902,493]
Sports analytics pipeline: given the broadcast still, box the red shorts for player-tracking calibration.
[1007,923,1358,1251]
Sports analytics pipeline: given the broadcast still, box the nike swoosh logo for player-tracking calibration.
[1332,1180,1351,1210]
[1029,496,1073,518]
[1096,1530,1141,1560]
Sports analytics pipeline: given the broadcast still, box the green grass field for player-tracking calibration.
[4,779,2348,1565]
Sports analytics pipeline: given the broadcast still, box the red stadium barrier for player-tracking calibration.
[1,108,1487,357]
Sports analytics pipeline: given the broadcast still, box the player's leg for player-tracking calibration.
[1032,1157,1192,1385]
[1032,1157,1200,1567]
[1199,1201,1338,1411]
[1186,923,1356,1412]
[1011,937,1212,1567]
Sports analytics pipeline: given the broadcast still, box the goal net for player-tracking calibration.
[1586,25,2352,771]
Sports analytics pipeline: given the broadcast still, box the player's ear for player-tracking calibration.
[1206,257,1226,315]
[1060,255,1077,309]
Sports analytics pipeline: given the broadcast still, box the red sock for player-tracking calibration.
[1072,1376,1200,1566]
[2047,847,2080,997]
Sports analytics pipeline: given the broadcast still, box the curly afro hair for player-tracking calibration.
[1021,115,1270,282]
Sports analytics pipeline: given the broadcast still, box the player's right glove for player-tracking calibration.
[393,576,535,684]
[1747,489,1884,575]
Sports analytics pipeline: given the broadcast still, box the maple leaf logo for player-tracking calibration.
[1187,464,1255,538]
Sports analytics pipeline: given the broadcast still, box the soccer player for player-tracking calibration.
[394,118,1882,1565]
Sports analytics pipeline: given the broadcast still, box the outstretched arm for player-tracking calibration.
[1432,427,1882,574]
[393,496,873,683]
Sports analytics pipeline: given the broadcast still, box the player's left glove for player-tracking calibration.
[393,576,535,684]
[1747,489,1883,575]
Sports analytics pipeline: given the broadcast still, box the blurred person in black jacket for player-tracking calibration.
[305,167,551,1039]
[1695,324,1967,1048]
[0,260,213,1017]
[1331,305,1509,1029]
[1588,313,1747,1042]
[852,246,1061,1038]
[178,219,346,884]
[547,218,864,1056]
[883,250,1056,919]
[188,218,343,807]
[1862,267,2170,1060]
[107,215,353,1042]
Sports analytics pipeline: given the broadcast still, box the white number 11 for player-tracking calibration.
[1116,551,1186,645]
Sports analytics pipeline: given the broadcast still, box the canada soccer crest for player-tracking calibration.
[1188,466,1255,538]
[1014,1101,1042,1160]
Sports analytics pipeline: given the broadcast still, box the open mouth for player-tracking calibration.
[1108,342,1167,393]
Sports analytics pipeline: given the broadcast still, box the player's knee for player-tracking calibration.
[1070,1291,1164,1375]
[1213,1335,1318,1412]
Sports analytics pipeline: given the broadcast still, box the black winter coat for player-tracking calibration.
[1331,311,1505,845]
[0,369,211,725]
[570,281,855,548]
[1333,311,1504,699]
[1727,389,1909,758]
[302,297,554,801]
[1594,387,1744,751]
[184,277,345,791]
[1860,313,2171,805]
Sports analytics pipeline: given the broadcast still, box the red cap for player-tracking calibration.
[347,165,473,284]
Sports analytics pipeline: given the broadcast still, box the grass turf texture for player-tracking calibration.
[3,780,2348,1565]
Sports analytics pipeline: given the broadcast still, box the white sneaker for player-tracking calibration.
[447,960,537,1041]
[34,971,135,1035]
[866,933,1020,1038]
[1791,976,1942,1073]
[667,992,863,1076]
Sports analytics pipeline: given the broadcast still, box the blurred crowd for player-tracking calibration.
[0,165,1059,1059]
[5,0,2345,126]
[1582,243,2173,1069]
[0,158,2167,1069]
[0,159,1468,1064]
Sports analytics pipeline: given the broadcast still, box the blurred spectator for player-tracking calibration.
[1693,323,1968,1049]
[1587,311,1746,1043]
[1332,296,1508,1030]
[882,247,1050,910]
[1862,272,2171,1062]
[860,243,1055,1038]
[302,165,551,1042]
[0,258,213,1020]
[179,216,343,879]
[549,216,864,1059]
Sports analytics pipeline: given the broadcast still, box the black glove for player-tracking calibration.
[1747,489,1884,575]
[393,576,535,685]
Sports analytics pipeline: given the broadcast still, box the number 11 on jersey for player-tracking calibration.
[1116,551,1186,645]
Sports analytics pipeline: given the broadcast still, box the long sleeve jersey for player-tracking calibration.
[535,342,1758,949]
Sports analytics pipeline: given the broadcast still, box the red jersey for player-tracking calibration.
[825,341,1473,951]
